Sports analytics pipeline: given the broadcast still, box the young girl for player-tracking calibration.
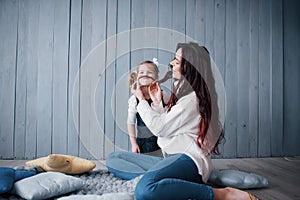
[127,60,170,155]
[108,43,259,200]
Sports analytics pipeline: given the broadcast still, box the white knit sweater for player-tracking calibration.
[137,91,221,182]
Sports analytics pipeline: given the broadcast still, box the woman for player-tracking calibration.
[107,42,259,200]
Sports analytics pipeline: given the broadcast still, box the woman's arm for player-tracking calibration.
[137,93,199,137]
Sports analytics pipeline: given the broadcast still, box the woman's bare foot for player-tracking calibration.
[213,187,259,200]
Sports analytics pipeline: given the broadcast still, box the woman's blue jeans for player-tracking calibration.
[107,151,214,200]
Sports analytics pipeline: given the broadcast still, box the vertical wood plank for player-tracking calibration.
[92,0,106,160]
[80,0,107,159]
[186,0,196,40]
[258,0,271,156]
[36,0,54,157]
[81,0,92,60]
[52,0,70,154]
[144,1,166,91]
[214,0,225,77]
[158,0,173,91]
[271,0,283,156]
[68,0,82,156]
[158,0,173,59]
[131,0,145,66]
[283,0,300,156]
[223,0,238,158]
[80,0,92,159]
[14,0,26,159]
[172,0,186,44]
[195,0,205,44]
[236,0,250,157]
[249,0,259,157]
[104,0,117,156]
[144,0,159,59]
[172,0,187,93]
[79,0,94,159]
[213,0,226,157]
[114,0,131,155]
[205,0,215,58]
[0,0,18,159]
[23,0,39,159]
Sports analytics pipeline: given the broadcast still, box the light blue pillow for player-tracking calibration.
[12,172,84,199]
[0,167,15,194]
[208,169,269,189]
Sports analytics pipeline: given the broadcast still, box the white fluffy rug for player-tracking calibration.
[70,169,141,197]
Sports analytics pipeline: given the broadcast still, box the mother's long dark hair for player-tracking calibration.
[167,42,224,154]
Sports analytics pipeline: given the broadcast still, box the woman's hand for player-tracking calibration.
[130,81,137,94]
[148,82,162,106]
[133,80,145,101]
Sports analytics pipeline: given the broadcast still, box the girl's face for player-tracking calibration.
[170,48,182,80]
[137,64,158,86]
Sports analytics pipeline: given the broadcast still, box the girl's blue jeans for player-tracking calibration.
[107,151,214,200]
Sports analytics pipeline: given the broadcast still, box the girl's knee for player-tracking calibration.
[107,151,122,160]
[106,152,117,166]
[107,151,126,166]
[106,152,124,173]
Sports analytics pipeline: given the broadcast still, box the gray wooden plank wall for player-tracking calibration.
[0,0,299,160]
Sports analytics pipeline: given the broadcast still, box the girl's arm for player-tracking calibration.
[128,124,140,153]
[127,95,140,153]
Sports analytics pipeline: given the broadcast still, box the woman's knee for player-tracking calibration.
[134,174,157,200]
[134,181,152,200]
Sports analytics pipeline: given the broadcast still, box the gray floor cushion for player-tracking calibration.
[11,172,84,200]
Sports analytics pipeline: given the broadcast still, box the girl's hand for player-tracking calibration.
[148,82,162,106]
[134,80,145,101]
[131,143,140,153]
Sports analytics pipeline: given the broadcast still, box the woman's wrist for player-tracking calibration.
[138,97,145,101]
[152,100,162,107]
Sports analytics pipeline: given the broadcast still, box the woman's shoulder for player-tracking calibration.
[179,92,198,103]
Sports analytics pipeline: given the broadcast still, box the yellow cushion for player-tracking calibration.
[26,154,96,175]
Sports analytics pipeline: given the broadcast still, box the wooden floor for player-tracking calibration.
[212,157,300,200]
[1,157,299,200]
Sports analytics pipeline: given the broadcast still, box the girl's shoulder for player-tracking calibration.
[128,95,137,105]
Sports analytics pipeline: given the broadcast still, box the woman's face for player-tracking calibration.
[137,64,158,86]
[170,48,182,80]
